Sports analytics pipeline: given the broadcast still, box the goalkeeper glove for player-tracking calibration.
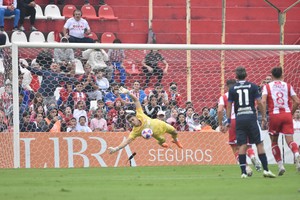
[108,147,119,154]
[119,86,129,94]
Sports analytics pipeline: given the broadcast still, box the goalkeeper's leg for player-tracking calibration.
[156,136,169,148]
[167,129,183,149]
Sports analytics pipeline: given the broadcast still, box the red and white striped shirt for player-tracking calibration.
[262,81,296,114]
[218,92,235,119]
[72,92,88,107]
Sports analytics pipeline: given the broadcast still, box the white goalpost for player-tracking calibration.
[1,42,300,168]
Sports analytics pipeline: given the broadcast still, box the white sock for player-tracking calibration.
[278,161,284,169]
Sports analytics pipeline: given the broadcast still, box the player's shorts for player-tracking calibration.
[228,119,236,145]
[236,116,261,145]
[153,123,176,145]
[269,113,294,135]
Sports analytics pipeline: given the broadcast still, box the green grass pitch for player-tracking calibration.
[0,165,299,200]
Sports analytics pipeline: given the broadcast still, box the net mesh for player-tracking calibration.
[0,46,14,168]
[0,44,300,168]
[11,47,300,110]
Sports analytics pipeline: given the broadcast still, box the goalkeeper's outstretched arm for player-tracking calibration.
[108,86,140,154]
[119,87,142,109]
[128,92,142,109]
[108,137,134,154]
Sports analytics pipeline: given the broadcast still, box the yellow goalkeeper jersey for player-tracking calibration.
[128,107,175,140]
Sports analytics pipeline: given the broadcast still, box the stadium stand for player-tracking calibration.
[44,4,65,20]
[29,31,46,43]
[87,32,99,41]
[81,5,99,20]
[4,15,14,19]
[62,4,77,18]
[2,31,10,45]
[122,59,141,75]
[98,5,118,20]
[2,1,298,44]
[11,31,27,43]
[34,4,47,20]
[100,32,116,43]
[46,31,56,43]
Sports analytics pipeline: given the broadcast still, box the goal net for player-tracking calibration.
[0,43,300,168]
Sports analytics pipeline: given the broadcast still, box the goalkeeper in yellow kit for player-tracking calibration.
[108,87,183,154]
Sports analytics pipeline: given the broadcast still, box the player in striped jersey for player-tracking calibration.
[261,67,300,175]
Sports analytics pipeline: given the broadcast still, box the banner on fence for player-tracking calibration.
[17,131,235,168]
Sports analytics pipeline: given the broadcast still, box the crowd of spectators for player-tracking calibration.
[0,1,106,33]
[1,39,300,134]
[1,34,221,133]
[0,54,221,132]
[0,2,223,133]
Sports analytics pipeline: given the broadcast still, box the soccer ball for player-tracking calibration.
[141,128,153,139]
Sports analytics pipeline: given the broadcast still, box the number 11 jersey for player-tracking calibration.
[228,80,260,118]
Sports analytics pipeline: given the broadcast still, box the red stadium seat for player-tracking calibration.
[81,5,99,20]
[62,4,76,18]
[122,59,141,75]
[98,5,118,20]
[87,32,99,41]
[100,32,116,43]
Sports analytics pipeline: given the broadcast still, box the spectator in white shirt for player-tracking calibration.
[73,100,88,126]
[82,42,109,71]
[76,116,92,132]
[62,9,94,43]
[95,69,110,95]
[53,37,75,73]
[66,117,78,132]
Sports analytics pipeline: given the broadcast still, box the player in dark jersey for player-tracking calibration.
[226,66,275,178]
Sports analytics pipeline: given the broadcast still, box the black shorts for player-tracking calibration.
[236,116,261,145]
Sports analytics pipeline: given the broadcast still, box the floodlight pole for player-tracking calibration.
[264,0,300,70]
